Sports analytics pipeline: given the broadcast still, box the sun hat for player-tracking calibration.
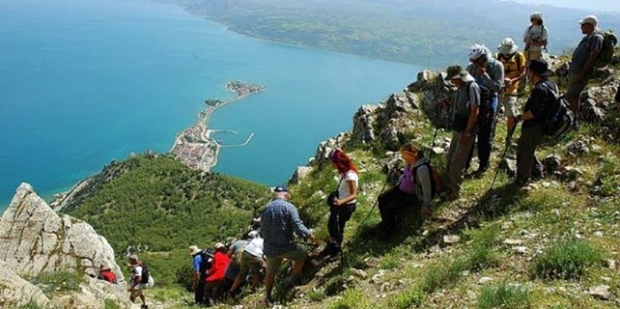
[578,15,598,27]
[528,59,553,77]
[189,245,201,256]
[468,44,490,61]
[498,37,519,55]
[215,242,225,250]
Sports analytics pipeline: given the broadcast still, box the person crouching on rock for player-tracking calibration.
[378,143,433,235]
[320,149,359,258]
[98,263,117,284]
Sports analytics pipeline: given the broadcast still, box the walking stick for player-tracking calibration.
[489,127,515,191]
[360,168,395,224]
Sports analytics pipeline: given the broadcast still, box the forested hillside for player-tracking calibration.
[164,0,620,68]
[62,154,269,253]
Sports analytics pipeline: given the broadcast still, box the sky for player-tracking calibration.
[512,0,620,13]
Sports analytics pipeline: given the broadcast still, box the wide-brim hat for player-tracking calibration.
[528,59,553,77]
[189,245,201,256]
[498,38,518,55]
[578,15,598,27]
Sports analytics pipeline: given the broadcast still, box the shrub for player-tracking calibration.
[329,289,370,309]
[530,238,602,280]
[28,271,85,296]
[389,285,425,309]
[465,226,500,271]
[421,257,468,293]
[477,282,531,309]
[104,299,122,309]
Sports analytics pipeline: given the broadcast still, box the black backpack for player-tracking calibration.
[541,82,575,138]
[411,161,445,198]
[198,249,214,274]
[139,263,150,284]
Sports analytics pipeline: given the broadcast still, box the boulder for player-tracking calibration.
[289,166,314,185]
[0,261,49,308]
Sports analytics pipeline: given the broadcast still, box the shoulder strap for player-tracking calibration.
[516,52,522,72]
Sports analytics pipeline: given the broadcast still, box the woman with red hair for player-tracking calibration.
[320,149,359,258]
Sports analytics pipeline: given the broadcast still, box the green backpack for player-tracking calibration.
[594,30,618,68]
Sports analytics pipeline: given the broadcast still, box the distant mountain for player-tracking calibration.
[161,0,620,68]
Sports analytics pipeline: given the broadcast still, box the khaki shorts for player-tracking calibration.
[525,50,543,62]
[265,245,307,276]
[239,251,264,278]
[500,94,519,117]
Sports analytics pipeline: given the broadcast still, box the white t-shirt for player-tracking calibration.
[131,265,154,289]
[523,24,548,52]
[337,170,358,205]
[244,237,264,257]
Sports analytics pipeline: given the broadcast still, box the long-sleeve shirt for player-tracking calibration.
[411,158,433,207]
[523,79,555,128]
[467,59,505,94]
[261,198,311,257]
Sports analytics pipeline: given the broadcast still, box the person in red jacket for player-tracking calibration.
[204,242,230,306]
[98,263,117,284]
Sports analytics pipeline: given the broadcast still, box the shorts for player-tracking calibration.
[130,275,155,291]
[500,93,519,117]
[525,50,543,62]
[239,251,264,278]
[265,245,307,276]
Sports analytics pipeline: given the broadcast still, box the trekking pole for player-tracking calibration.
[361,167,396,224]
[489,127,515,191]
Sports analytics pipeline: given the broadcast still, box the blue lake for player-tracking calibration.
[0,0,420,209]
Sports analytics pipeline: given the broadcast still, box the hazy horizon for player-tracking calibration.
[512,0,620,13]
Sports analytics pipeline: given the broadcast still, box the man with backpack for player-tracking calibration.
[566,15,604,114]
[497,38,527,133]
[128,255,153,309]
[514,59,556,186]
[466,44,505,177]
[441,65,480,199]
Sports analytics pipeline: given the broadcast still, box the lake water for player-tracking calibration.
[0,0,420,209]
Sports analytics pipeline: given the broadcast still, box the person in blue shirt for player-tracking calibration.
[189,245,206,305]
[261,185,318,306]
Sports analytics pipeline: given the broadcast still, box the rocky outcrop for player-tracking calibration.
[0,261,49,308]
[0,183,130,309]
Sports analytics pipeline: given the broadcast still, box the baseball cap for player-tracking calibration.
[273,185,289,193]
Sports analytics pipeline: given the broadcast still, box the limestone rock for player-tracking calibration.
[0,261,49,308]
[589,285,613,300]
[289,166,314,185]
[442,235,461,245]
[0,183,124,280]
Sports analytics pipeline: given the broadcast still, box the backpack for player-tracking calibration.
[495,52,524,74]
[541,82,575,138]
[526,24,548,51]
[139,263,150,284]
[198,249,214,274]
[594,30,618,68]
[412,161,445,198]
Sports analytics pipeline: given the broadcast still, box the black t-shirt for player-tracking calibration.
[523,79,556,128]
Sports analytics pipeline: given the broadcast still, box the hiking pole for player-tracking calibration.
[489,127,515,191]
[361,167,396,224]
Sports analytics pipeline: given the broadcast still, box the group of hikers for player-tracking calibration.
[109,11,620,308]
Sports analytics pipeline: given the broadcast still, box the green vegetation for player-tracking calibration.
[103,299,122,309]
[17,302,44,309]
[63,154,269,253]
[531,238,603,280]
[28,271,85,297]
[478,282,531,309]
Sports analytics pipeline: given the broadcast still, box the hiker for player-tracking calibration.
[566,15,604,114]
[229,231,264,296]
[189,245,206,305]
[98,263,117,284]
[378,143,433,234]
[204,243,230,306]
[514,59,556,186]
[523,12,548,63]
[441,65,480,199]
[466,44,505,177]
[320,148,358,258]
[497,37,526,133]
[127,255,154,309]
[221,232,255,295]
[261,185,318,305]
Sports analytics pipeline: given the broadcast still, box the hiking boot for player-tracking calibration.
[472,167,488,178]
[318,242,337,258]
[265,295,276,306]
[140,305,149,309]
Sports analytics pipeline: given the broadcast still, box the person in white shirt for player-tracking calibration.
[523,12,548,63]
[320,149,359,258]
[127,255,154,309]
[229,231,265,295]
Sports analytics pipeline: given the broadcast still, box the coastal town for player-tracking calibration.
[170,81,265,171]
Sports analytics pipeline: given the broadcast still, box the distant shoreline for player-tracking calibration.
[169,81,265,171]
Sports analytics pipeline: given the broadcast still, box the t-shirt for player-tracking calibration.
[452,81,481,117]
[523,25,548,52]
[192,254,202,273]
[337,170,359,204]
[244,237,264,257]
[570,32,604,74]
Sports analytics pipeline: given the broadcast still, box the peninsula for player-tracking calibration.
[170,81,265,171]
